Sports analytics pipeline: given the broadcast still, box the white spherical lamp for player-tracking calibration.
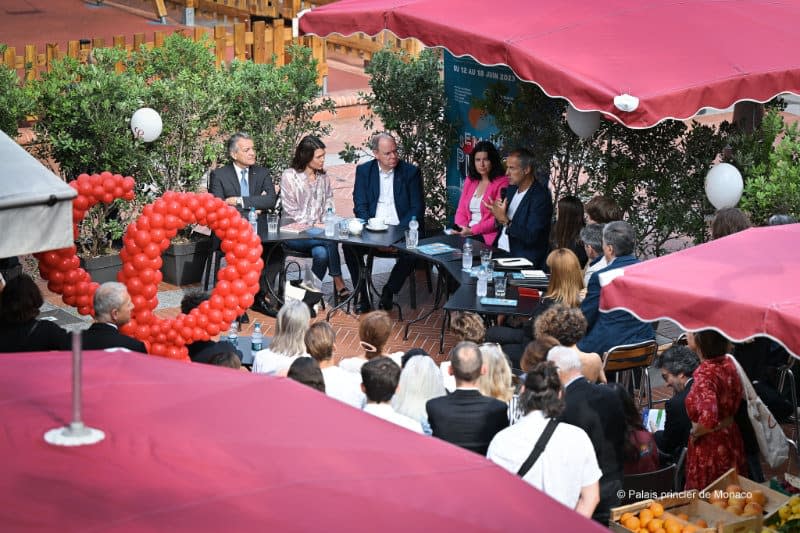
[566,105,601,139]
[130,107,163,143]
[705,163,743,209]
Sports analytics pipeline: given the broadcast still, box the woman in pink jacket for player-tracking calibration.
[454,141,509,245]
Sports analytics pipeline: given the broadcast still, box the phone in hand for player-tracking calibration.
[499,188,508,202]
[444,223,462,236]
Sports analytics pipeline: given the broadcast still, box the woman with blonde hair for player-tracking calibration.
[252,299,310,375]
[339,310,402,373]
[485,248,585,369]
[478,343,514,404]
[392,355,446,435]
[450,311,485,343]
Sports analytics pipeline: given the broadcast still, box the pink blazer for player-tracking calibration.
[454,175,509,245]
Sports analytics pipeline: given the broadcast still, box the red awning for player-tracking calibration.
[299,0,800,128]
[600,224,800,358]
[0,351,606,531]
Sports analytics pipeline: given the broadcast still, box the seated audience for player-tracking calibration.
[252,300,310,375]
[209,351,244,370]
[339,310,402,373]
[288,357,326,393]
[392,355,446,435]
[519,335,560,374]
[450,311,486,343]
[550,195,588,268]
[478,343,514,404]
[453,140,509,245]
[711,207,751,239]
[578,221,655,355]
[181,291,244,364]
[769,213,797,225]
[487,361,601,518]
[534,305,605,383]
[361,357,423,433]
[0,274,70,352]
[426,341,509,455]
[653,345,698,462]
[584,195,622,224]
[485,248,584,368]
[580,223,606,288]
[83,282,147,352]
[608,383,659,475]
[401,347,430,368]
[305,321,364,408]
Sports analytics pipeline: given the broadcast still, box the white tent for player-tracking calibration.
[0,130,76,258]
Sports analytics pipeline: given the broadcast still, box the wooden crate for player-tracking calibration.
[702,468,789,524]
[610,494,760,533]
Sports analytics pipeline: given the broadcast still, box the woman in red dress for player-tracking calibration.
[684,330,747,490]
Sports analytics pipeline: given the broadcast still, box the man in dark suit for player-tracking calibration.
[82,282,147,353]
[485,147,552,268]
[578,220,655,355]
[344,132,424,312]
[426,341,509,455]
[654,345,698,461]
[548,345,625,525]
[210,132,282,317]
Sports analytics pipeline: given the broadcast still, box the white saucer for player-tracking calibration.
[366,224,388,231]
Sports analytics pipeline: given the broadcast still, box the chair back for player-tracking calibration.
[621,463,677,505]
[603,340,658,373]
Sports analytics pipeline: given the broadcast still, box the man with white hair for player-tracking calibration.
[82,282,147,353]
[547,345,624,525]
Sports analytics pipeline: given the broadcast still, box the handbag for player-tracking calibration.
[282,261,324,315]
[517,418,559,477]
[727,354,789,469]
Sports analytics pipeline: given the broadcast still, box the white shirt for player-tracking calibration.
[363,403,424,433]
[584,256,608,287]
[468,194,483,227]
[252,349,309,376]
[496,188,528,252]
[322,365,365,408]
[338,352,404,374]
[487,410,601,511]
[374,167,400,225]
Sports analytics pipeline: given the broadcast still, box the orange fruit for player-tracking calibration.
[682,526,698,533]
[649,502,665,518]
[664,519,681,533]
[694,519,707,527]
[676,513,690,521]
[648,518,664,532]
[654,529,666,533]
[621,512,635,523]
[639,508,654,527]
[623,516,641,531]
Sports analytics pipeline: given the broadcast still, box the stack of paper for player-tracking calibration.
[494,257,533,268]
[281,222,313,233]
[643,408,666,432]
[416,243,457,255]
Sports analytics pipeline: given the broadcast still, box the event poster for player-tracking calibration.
[443,51,518,220]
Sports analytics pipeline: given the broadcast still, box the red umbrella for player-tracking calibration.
[600,224,800,358]
[0,351,606,531]
[299,0,800,128]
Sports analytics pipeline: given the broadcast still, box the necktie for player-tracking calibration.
[240,169,249,197]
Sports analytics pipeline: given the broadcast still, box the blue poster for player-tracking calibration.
[444,51,518,220]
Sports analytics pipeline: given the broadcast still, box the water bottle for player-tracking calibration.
[324,207,336,237]
[476,266,488,297]
[407,216,419,249]
[248,208,258,234]
[227,320,239,345]
[251,322,263,352]
[462,240,473,271]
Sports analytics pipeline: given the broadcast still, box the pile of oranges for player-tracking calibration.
[618,501,708,533]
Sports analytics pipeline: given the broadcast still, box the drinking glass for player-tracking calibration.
[480,249,492,268]
[495,275,508,298]
[267,214,279,233]
[338,219,350,239]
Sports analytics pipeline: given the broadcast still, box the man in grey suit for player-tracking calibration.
[426,342,509,455]
[210,132,283,317]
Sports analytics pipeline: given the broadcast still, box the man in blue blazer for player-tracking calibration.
[485,148,552,268]
[344,133,424,312]
[578,220,655,355]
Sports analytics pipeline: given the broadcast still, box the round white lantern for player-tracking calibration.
[130,107,163,143]
[566,106,601,139]
[705,163,743,209]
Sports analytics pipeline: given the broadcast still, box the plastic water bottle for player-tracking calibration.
[462,240,473,271]
[476,266,488,297]
[251,322,263,352]
[407,216,419,249]
[324,207,336,237]
[248,208,258,234]
[227,321,239,345]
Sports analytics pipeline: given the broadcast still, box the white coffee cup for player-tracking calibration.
[368,217,384,228]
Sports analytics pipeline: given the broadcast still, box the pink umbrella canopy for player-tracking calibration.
[0,351,606,531]
[299,0,800,128]
[600,224,800,358]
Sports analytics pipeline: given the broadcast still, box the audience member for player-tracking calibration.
[478,343,514,404]
[305,321,364,408]
[339,310,402,373]
[181,291,243,364]
[401,347,430,368]
[392,355,446,435]
[578,221,655,355]
[710,207,751,239]
[548,346,625,525]
[580,223,606,288]
[361,357,423,433]
[769,213,797,225]
[485,147,553,268]
[345,132,424,312]
[519,335,560,374]
[584,195,622,224]
[453,140,509,245]
[450,311,485,343]
[0,274,70,352]
[550,195,588,267]
[608,383,659,475]
[426,342,509,455]
[288,357,326,393]
[534,305,605,383]
[487,362,601,518]
[209,351,244,370]
[654,345,698,462]
[252,300,310,375]
[83,282,147,352]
